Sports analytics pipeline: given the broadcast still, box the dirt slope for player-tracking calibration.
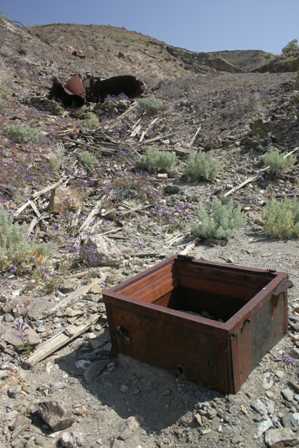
[1,16,299,448]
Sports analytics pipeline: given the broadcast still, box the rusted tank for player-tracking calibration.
[49,75,85,108]
[103,255,290,394]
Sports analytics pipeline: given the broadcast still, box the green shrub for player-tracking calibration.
[48,143,65,172]
[263,199,299,239]
[262,149,296,176]
[282,39,299,56]
[0,207,50,272]
[80,112,100,129]
[184,152,220,182]
[4,125,40,143]
[137,97,164,115]
[78,150,98,171]
[191,199,245,241]
[137,149,177,174]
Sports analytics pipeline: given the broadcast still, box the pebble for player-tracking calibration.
[7,385,22,398]
[290,413,299,428]
[35,401,74,433]
[256,419,273,438]
[251,399,268,416]
[264,428,298,447]
[57,431,84,447]
[120,384,128,393]
[281,388,294,402]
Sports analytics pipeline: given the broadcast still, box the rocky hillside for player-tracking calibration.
[1,16,299,448]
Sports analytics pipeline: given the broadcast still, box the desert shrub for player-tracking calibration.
[184,152,220,182]
[137,97,164,115]
[262,149,296,176]
[191,199,245,241]
[282,39,299,56]
[48,143,65,172]
[263,199,299,239]
[78,150,98,171]
[0,207,50,272]
[4,125,40,143]
[137,149,177,174]
[80,112,100,129]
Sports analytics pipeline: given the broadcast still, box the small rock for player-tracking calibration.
[281,388,294,402]
[256,419,273,438]
[118,416,140,441]
[2,322,40,349]
[264,428,298,447]
[251,399,268,416]
[194,414,203,426]
[89,283,103,295]
[80,235,121,267]
[49,186,82,214]
[60,279,78,293]
[57,431,83,447]
[120,384,128,393]
[36,401,74,433]
[290,413,299,428]
[7,385,22,399]
[206,408,217,420]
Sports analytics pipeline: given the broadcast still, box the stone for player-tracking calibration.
[27,295,56,320]
[256,419,273,438]
[251,399,268,416]
[118,416,140,441]
[264,428,298,447]
[80,234,121,267]
[7,385,22,398]
[36,401,74,433]
[49,186,82,215]
[57,431,83,447]
[2,322,40,349]
[290,413,299,428]
[281,388,294,402]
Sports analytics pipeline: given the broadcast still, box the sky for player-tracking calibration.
[0,0,298,54]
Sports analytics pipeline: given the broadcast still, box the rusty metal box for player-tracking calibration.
[103,255,289,394]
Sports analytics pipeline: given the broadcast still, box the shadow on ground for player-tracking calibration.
[57,330,220,433]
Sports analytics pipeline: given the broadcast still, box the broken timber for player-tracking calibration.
[23,315,99,368]
[223,147,299,198]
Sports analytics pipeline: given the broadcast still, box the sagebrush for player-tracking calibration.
[4,125,40,143]
[137,149,177,174]
[80,112,100,129]
[78,150,98,171]
[262,149,296,176]
[263,199,299,239]
[191,199,245,241]
[184,152,220,182]
[137,97,164,115]
[0,207,50,272]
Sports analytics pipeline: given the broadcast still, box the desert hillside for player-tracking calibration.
[0,16,299,448]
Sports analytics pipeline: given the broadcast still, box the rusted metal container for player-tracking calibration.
[103,255,290,394]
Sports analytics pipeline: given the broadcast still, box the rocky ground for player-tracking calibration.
[1,16,299,448]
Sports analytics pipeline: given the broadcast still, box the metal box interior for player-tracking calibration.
[103,255,289,394]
